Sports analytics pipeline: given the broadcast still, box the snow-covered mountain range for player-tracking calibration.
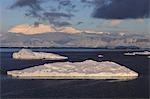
[1,24,149,48]
[8,24,110,35]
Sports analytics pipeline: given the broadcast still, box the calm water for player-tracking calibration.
[0,48,149,99]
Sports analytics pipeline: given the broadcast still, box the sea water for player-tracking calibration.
[0,48,149,98]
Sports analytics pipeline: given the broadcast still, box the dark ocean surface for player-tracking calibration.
[0,48,149,99]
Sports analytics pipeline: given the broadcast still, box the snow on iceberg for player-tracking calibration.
[13,49,68,60]
[7,60,138,80]
[124,51,150,56]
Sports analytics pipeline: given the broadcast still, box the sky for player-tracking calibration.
[0,0,149,34]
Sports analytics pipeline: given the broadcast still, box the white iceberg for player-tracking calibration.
[7,60,138,80]
[98,55,103,58]
[134,51,150,55]
[13,49,68,60]
[124,51,150,56]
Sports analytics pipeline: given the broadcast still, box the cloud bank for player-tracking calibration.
[10,0,45,11]
[9,0,150,29]
[93,0,150,19]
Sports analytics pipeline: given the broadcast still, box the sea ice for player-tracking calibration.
[13,49,68,60]
[124,51,150,56]
[7,60,138,80]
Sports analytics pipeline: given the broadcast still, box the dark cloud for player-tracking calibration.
[10,0,74,27]
[81,0,95,4]
[43,12,73,18]
[10,0,47,21]
[55,0,76,8]
[10,0,45,11]
[25,10,42,19]
[42,12,73,27]
[93,0,150,19]
[59,0,71,6]
[10,0,149,28]
[81,0,107,6]
[51,0,76,13]
[77,21,84,25]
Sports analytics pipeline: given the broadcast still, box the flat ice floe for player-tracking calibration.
[124,51,150,56]
[13,49,67,60]
[7,60,138,80]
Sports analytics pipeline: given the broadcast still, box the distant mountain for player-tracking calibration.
[0,31,149,48]
[8,24,83,35]
[8,24,110,35]
[1,23,149,48]
[8,24,56,35]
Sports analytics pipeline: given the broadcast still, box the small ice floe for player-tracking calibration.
[148,56,150,58]
[124,51,150,56]
[13,49,68,60]
[98,55,103,58]
[7,60,138,80]
[124,53,136,56]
